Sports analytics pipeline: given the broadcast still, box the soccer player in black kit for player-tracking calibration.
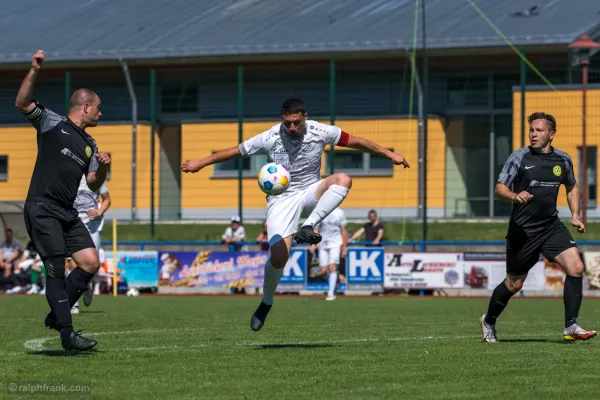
[16,50,111,351]
[480,112,596,343]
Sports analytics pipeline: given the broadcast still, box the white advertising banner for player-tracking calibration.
[583,252,600,290]
[462,252,562,291]
[384,253,464,289]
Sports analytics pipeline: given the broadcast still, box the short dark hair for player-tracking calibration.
[280,98,306,115]
[528,112,556,132]
[368,210,377,216]
[5,228,12,233]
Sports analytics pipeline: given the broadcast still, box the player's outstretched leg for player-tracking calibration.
[302,174,351,233]
[326,263,337,301]
[555,247,597,341]
[480,276,522,342]
[251,259,279,331]
[250,238,290,331]
[43,256,97,351]
[65,249,99,312]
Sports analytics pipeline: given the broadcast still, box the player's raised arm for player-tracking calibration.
[182,130,271,173]
[181,146,242,173]
[344,135,410,168]
[15,50,44,115]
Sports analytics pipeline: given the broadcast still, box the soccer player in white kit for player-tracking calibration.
[69,175,111,311]
[311,207,348,301]
[182,98,409,331]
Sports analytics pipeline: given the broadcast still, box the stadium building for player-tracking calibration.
[0,0,599,224]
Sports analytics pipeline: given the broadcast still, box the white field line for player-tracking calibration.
[10,329,562,356]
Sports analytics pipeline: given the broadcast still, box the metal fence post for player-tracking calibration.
[150,69,156,237]
[237,65,244,222]
[329,59,336,175]
[119,58,138,222]
[520,52,526,148]
[64,72,71,114]
[421,1,429,252]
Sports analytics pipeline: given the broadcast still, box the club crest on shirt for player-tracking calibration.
[85,146,92,158]
[553,165,562,177]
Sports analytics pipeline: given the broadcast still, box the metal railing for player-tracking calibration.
[100,240,600,252]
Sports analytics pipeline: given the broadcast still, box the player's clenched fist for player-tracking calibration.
[181,160,204,173]
[95,152,111,165]
[32,50,45,71]
[513,191,533,204]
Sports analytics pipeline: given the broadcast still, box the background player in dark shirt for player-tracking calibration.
[480,112,596,343]
[349,210,384,245]
[15,50,111,351]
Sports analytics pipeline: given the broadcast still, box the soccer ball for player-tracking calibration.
[257,163,291,195]
[127,288,140,297]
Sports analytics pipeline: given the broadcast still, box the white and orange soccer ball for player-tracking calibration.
[257,163,291,195]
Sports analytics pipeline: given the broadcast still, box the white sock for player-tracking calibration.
[262,260,283,305]
[304,185,349,227]
[328,271,337,297]
[74,301,79,308]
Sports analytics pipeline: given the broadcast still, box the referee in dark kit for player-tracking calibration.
[480,111,596,343]
[15,50,111,351]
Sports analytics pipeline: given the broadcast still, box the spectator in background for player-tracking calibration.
[0,228,21,278]
[222,216,247,252]
[349,210,384,246]
[256,221,269,251]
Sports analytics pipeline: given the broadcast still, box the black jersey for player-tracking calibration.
[498,146,576,233]
[23,102,99,209]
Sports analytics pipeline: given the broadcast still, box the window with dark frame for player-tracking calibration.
[577,146,597,208]
[324,149,394,176]
[0,156,7,181]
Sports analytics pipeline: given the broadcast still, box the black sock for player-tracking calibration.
[45,276,73,338]
[65,268,95,307]
[485,281,516,325]
[564,276,583,328]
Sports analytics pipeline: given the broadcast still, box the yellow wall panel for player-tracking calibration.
[0,124,159,210]
[181,118,445,209]
[94,124,160,210]
[513,89,600,207]
[0,127,37,200]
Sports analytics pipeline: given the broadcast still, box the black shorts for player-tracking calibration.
[506,219,577,276]
[24,201,95,260]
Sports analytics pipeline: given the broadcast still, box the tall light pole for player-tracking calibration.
[569,35,600,225]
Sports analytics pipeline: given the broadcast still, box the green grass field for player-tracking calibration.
[99,221,600,243]
[1,295,599,399]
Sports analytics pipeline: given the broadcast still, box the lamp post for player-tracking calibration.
[569,35,600,225]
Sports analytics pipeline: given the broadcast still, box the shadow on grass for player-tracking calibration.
[500,338,563,344]
[26,349,98,357]
[255,343,333,350]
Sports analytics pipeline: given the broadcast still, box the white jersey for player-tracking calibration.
[317,208,347,248]
[239,121,342,201]
[73,175,109,226]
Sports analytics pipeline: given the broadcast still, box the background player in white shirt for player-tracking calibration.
[68,175,111,313]
[310,208,348,301]
[182,98,409,331]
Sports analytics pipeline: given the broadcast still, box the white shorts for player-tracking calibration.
[89,230,101,251]
[266,180,322,246]
[318,246,341,267]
